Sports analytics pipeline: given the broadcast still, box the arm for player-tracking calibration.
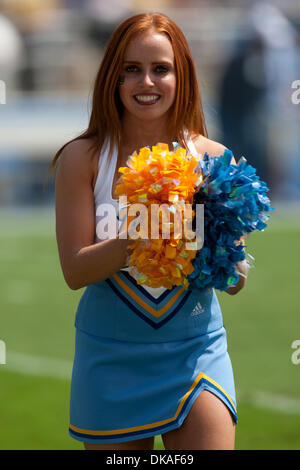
[55,141,133,290]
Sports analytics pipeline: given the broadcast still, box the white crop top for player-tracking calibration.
[93,136,199,296]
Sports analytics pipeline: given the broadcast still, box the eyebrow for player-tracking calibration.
[123,60,173,66]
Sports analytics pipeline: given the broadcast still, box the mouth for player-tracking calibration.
[134,94,161,105]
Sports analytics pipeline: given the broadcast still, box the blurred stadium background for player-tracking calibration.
[0,0,300,450]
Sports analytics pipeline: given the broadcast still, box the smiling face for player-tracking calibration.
[118,30,177,125]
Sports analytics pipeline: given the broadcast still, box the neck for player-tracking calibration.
[120,113,173,151]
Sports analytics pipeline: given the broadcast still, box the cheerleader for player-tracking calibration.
[52,13,248,450]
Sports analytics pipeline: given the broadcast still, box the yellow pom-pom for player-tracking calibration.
[115,142,203,289]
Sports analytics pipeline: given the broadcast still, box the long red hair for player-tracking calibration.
[48,12,208,177]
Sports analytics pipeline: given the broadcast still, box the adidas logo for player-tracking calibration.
[191,303,205,316]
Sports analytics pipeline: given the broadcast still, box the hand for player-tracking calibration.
[225,260,248,295]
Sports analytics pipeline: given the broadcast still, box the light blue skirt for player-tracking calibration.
[69,270,237,444]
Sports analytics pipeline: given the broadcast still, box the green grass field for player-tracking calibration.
[0,205,300,450]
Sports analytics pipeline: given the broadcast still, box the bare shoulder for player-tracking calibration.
[56,137,97,185]
[192,135,236,164]
[192,135,226,157]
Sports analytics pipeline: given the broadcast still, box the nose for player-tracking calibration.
[140,71,155,87]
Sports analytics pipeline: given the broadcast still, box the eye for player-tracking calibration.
[155,65,169,74]
[125,65,139,72]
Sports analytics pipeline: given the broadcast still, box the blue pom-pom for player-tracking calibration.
[188,150,273,291]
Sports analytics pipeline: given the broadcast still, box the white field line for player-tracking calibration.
[1,350,300,416]
[240,391,300,415]
[2,351,73,380]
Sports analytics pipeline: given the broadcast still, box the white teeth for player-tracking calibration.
[135,95,160,102]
